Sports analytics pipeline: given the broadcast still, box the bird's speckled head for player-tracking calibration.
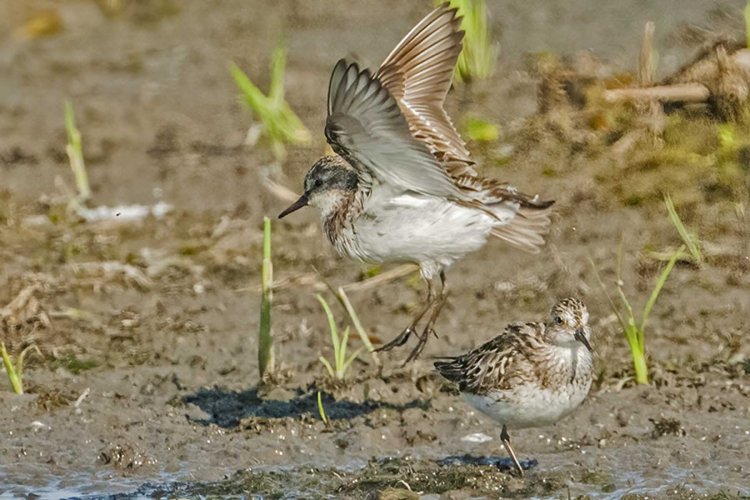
[304,155,358,196]
[278,155,358,219]
[544,298,592,351]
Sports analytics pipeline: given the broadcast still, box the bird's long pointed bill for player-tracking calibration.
[575,330,593,352]
[278,194,309,219]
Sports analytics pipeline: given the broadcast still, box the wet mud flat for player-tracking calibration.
[3,360,749,498]
[1,0,750,498]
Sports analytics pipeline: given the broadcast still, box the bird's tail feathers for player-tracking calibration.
[434,357,465,384]
[490,204,553,253]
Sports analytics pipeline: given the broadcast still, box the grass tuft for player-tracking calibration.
[594,241,682,385]
[258,216,274,381]
[229,46,311,160]
[335,287,378,366]
[442,0,497,83]
[318,272,380,367]
[64,101,91,208]
[1,343,42,394]
[317,294,364,381]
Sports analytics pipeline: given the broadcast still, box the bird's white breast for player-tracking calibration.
[463,346,593,430]
[342,191,497,267]
[464,382,590,429]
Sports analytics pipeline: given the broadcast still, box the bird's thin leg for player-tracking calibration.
[428,271,448,340]
[376,276,436,353]
[501,424,524,477]
[405,272,446,363]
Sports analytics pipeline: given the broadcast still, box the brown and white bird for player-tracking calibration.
[434,298,594,475]
[279,4,554,362]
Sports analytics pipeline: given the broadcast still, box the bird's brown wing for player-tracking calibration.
[368,4,554,252]
[375,3,476,177]
[434,322,545,394]
[326,59,463,198]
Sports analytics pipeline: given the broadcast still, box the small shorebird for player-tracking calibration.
[434,298,593,476]
[279,4,553,362]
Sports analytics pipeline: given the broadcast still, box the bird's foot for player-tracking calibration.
[375,326,416,353]
[403,327,436,364]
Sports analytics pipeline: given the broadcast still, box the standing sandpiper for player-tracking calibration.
[434,298,593,475]
[279,4,553,362]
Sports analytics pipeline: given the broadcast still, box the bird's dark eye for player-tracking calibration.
[554,316,563,325]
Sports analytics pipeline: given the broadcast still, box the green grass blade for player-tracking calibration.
[228,62,270,118]
[269,46,286,105]
[337,326,351,377]
[1,342,23,394]
[745,0,750,48]
[447,0,497,82]
[64,101,91,202]
[337,287,378,365]
[615,284,636,330]
[318,356,335,379]
[640,245,682,333]
[316,294,341,376]
[646,248,690,263]
[664,194,701,264]
[317,391,330,425]
[342,346,365,376]
[258,217,274,379]
[278,102,312,144]
[263,216,271,261]
[630,330,649,384]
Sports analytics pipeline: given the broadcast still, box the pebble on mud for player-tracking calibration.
[98,442,157,470]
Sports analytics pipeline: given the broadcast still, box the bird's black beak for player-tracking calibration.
[574,329,593,352]
[278,194,309,219]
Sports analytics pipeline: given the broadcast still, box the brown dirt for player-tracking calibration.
[1,1,749,498]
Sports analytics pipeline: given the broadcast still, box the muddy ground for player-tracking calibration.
[1,0,749,498]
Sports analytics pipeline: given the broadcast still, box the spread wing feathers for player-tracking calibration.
[434,323,545,394]
[375,4,475,175]
[326,59,463,198]
[454,175,555,253]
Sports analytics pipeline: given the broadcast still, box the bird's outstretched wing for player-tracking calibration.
[434,323,544,394]
[375,3,475,176]
[326,59,462,198]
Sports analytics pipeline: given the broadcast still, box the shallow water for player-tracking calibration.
[4,451,749,499]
